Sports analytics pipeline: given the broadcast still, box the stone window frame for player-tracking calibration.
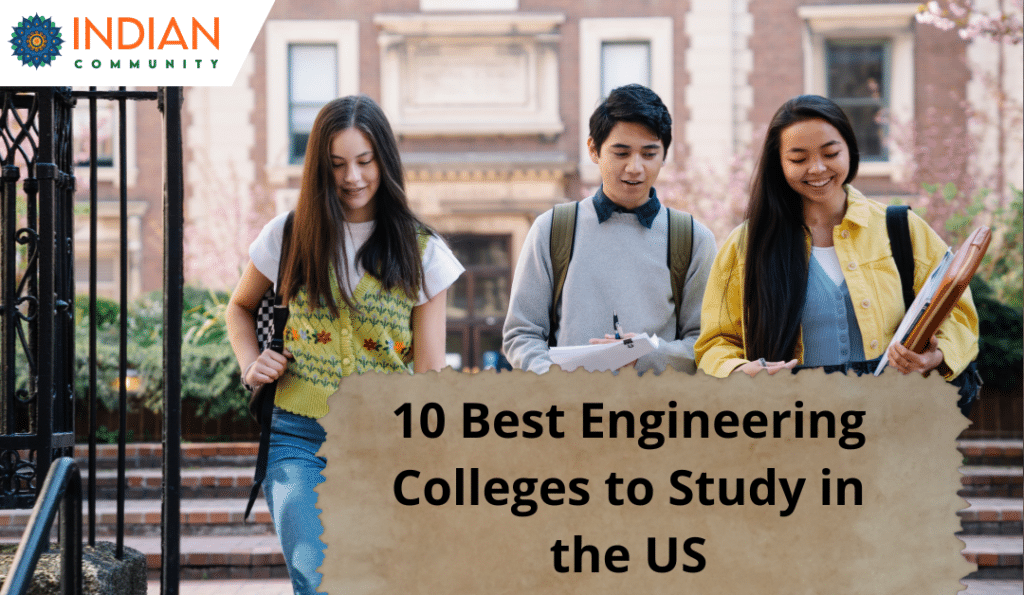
[264,20,359,185]
[799,4,918,181]
[578,17,674,185]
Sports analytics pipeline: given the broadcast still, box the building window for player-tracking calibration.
[798,4,917,179]
[445,235,512,373]
[826,40,890,161]
[264,20,358,184]
[287,44,338,164]
[600,41,651,98]
[579,18,673,183]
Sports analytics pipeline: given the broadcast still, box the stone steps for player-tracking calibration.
[959,440,1023,467]
[0,498,277,539]
[961,535,1024,580]
[81,467,255,500]
[4,439,1017,581]
[959,466,1024,499]
[73,442,257,470]
[959,497,1023,536]
[5,442,280,580]
[957,439,1024,581]
[0,534,286,581]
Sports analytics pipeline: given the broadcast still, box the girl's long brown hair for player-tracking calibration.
[278,95,429,316]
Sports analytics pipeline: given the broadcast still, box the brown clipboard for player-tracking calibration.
[903,226,991,353]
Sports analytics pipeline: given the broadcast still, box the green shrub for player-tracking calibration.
[971,276,1023,390]
[74,286,250,422]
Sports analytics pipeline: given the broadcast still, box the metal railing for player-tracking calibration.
[0,457,81,595]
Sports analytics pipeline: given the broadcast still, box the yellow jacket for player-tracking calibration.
[695,186,979,378]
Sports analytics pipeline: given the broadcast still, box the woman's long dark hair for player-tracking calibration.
[742,95,860,361]
[279,95,429,316]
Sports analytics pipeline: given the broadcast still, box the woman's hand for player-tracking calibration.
[732,358,798,377]
[887,335,944,375]
[227,261,282,387]
[243,347,293,388]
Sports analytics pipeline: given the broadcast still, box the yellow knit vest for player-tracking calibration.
[274,233,428,418]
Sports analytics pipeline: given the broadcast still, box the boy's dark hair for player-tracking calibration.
[588,84,672,155]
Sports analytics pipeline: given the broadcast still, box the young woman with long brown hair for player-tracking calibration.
[226,95,463,594]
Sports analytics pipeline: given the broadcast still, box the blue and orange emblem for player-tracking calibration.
[11,14,63,68]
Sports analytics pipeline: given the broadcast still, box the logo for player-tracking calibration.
[11,14,63,68]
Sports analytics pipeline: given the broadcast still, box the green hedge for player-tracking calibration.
[971,276,1023,390]
[74,287,250,421]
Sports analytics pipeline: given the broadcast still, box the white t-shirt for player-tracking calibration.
[249,212,464,305]
[811,246,845,286]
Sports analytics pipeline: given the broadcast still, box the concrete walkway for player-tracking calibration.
[147,578,292,594]
[146,579,1024,594]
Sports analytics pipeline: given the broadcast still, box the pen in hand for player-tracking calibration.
[613,310,624,340]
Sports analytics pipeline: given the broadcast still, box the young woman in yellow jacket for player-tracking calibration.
[695,95,978,380]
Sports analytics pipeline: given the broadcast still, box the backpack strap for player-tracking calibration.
[245,210,294,522]
[548,202,579,347]
[885,203,979,412]
[667,208,693,340]
[885,205,915,310]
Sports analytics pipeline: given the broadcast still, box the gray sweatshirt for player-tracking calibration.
[502,196,717,375]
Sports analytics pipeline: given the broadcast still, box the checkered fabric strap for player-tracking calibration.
[245,211,293,522]
[252,212,295,353]
[255,289,275,352]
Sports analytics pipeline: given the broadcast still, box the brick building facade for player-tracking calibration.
[78,0,1023,371]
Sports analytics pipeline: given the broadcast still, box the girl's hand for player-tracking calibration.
[887,335,943,375]
[732,358,798,377]
[244,348,292,387]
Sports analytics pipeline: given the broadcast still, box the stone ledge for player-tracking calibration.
[0,541,146,595]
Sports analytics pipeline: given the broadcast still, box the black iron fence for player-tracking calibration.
[0,86,183,594]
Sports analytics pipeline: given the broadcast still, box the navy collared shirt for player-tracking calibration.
[592,185,661,229]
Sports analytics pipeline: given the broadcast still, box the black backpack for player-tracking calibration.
[886,205,981,416]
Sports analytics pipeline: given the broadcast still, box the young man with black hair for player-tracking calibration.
[503,84,717,374]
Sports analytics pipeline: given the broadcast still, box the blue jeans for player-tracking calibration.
[265,408,327,595]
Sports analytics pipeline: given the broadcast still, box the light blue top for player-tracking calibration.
[801,254,866,367]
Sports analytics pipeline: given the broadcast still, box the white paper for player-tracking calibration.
[549,333,658,372]
[874,249,953,375]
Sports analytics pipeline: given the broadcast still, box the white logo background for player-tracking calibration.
[2,0,274,86]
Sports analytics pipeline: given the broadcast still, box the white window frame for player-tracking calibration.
[265,20,359,185]
[799,4,917,180]
[579,18,673,185]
